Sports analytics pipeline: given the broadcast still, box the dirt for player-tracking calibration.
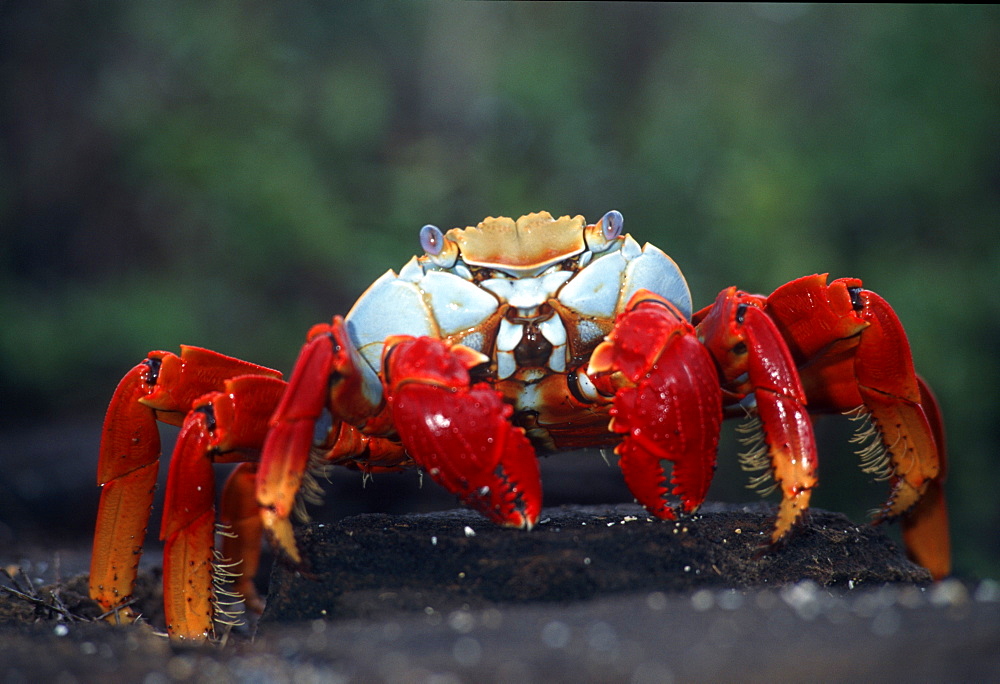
[3,502,998,683]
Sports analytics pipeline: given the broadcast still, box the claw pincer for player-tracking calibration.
[386,336,543,528]
[589,292,722,519]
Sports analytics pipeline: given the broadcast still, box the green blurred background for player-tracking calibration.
[1,4,997,578]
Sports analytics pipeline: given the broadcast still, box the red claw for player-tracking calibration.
[590,291,722,519]
[386,336,542,528]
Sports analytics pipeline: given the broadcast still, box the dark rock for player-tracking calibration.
[261,502,930,624]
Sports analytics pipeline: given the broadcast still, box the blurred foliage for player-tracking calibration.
[1,4,998,576]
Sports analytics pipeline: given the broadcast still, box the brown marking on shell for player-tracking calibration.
[446,211,587,274]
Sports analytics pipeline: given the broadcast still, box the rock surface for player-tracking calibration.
[261,502,929,623]
[3,503,998,683]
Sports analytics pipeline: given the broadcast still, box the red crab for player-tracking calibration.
[89,211,949,639]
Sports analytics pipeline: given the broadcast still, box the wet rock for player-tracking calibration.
[261,502,930,624]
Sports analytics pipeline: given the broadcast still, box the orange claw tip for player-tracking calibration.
[899,477,951,581]
[770,487,813,545]
[262,509,302,566]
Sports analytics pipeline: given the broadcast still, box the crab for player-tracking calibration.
[89,211,949,639]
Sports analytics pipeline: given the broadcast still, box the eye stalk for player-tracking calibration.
[584,210,624,253]
[419,223,460,268]
[420,224,445,255]
[600,210,623,240]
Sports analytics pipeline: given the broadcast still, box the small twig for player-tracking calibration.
[94,596,141,623]
[2,564,114,625]
[1,566,38,598]
[0,584,90,623]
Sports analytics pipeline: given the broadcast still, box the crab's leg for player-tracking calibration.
[160,374,286,640]
[696,287,819,543]
[90,361,161,624]
[589,291,723,519]
[849,286,941,516]
[258,317,384,563]
[90,347,280,624]
[900,377,950,579]
[852,286,948,577]
[160,408,216,639]
[385,335,543,528]
[219,462,265,614]
[765,275,948,578]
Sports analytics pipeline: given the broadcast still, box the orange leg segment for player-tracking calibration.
[899,377,950,579]
[257,329,342,564]
[695,287,819,544]
[160,409,216,639]
[738,304,819,543]
[219,462,265,614]
[852,289,940,519]
[90,361,162,623]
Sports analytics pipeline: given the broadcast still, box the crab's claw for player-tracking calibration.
[695,287,819,544]
[385,336,543,528]
[589,291,722,519]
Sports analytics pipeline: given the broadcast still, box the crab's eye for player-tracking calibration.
[420,224,445,255]
[599,210,623,241]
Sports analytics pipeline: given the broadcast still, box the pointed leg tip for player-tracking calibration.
[262,510,302,566]
[770,487,812,545]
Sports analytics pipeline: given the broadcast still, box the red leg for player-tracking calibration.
[764,275,949,578]
[160,409,216,639]
[257,317,386,563]
[899,377,950,579]
[90,347,280,626]
[159,374,286,640]
[852,288,941,520]
[219,462,265,615]
[696,288,819,543]
[385,336,543,528]
[90,362,161,624]
[589,291,723,520]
